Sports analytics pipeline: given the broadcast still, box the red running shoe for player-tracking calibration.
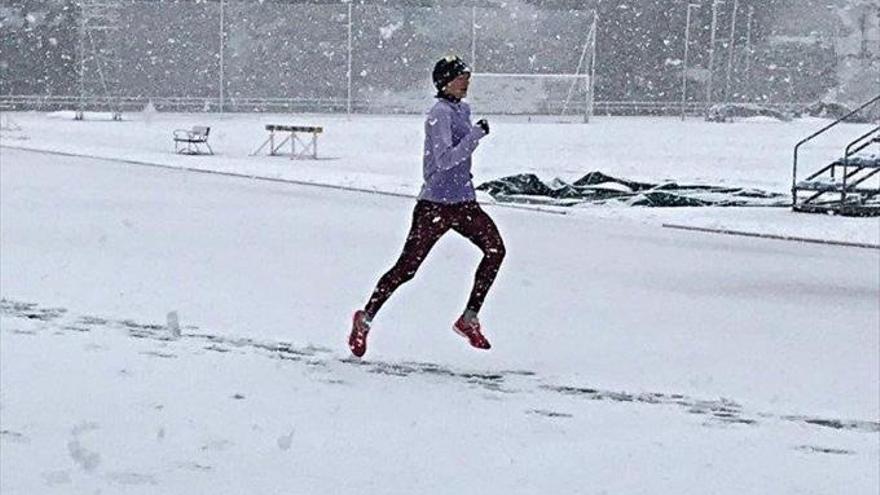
[453,316,491,350]
[349,310,371,357]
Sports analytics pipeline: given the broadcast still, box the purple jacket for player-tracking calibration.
[418,98,487,204]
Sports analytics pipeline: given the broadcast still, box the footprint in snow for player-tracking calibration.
[105,471,158,485]
[41,470,71,486]
[277,430,295,451]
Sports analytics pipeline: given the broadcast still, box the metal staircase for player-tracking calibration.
[792,95,880,217]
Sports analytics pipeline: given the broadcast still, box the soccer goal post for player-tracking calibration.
[467,11,597,123]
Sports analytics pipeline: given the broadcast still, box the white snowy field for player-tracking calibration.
[0,110,877,245]
[0,147,878,494]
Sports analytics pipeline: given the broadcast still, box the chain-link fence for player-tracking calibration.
[3,0,872,117]
[1,1,597,115]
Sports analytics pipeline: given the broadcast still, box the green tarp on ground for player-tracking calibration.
[476,171,789,208]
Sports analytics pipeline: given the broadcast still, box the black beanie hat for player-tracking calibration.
[432,55,471,91]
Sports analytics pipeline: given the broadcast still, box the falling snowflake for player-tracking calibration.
[379,21,403,40]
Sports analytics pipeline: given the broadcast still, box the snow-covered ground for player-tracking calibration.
[1,110,877,245]
[1,138,878,494]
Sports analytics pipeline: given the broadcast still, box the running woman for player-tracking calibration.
[348,55,506,358]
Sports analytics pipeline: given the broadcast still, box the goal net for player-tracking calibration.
[468,72,592,122]
[466,9,597,123]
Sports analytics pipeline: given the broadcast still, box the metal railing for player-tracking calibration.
[0,94,810,118]
[792,94,880,207]
[0,95,351,114]
[841,126,880,205]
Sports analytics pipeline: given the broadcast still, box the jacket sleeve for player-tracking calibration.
[425,108,486,172]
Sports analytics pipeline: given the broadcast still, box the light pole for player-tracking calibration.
[347,1,353,119]
[681,3,701,120]
[724,0,739,102]
[706,0,723,112]
[744,6,754,85]
[471,6,476,70]
[77,3,86,120]
[219,0,225,115]
[587,10,598,123]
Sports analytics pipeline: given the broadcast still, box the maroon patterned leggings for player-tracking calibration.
[365,200,506,319]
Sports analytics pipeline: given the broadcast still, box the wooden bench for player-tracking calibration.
[173,126,213,155]
[250,124,323,159]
